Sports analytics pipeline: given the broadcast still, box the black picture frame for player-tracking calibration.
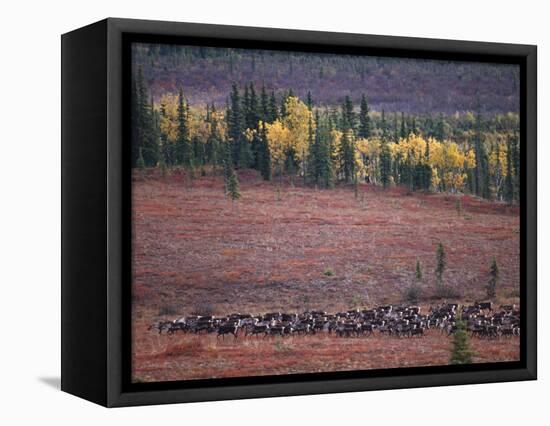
[61,17,537,407]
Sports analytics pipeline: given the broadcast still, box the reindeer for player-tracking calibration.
[217,320,241,339]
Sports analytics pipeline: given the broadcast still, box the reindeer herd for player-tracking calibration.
[149,302,520,341]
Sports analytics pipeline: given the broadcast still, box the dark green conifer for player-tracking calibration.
[435,242,446,289]
[358,94,372,139]
[380,140,392,188]
[400,112,407,140]
[268,91,278,123]
[487,257,499,298]
[450,319,474,365]
[258,122,272,181]
[175,88,192,166]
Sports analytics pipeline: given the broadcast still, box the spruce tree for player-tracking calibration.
[306,91,313,111]
[424,115,434,139]
[380,110,390,142]
[133,67,158,167]
[131,75,140,167]
[504,136,514,203]
[206,104,221,169]
[423,139,432,190]
[316,111,334,189]
[242,84,250,128]
[487,257,499,299]
[227,84,250,168]
[450,319,474,365]
[358,94,372,139]
[280,92,288,118]
[435,113,446,142]
[175,88,192,166]
[393,113,399,143]
[474,100,490,199]
[227,169,241,201]
[339,97,356,183]
[158,151,168,177]
[410,117,418,136]
[400,112,407,140]
[225,153,241,202]
[435,242,446,290]
[306,112,317,184]
[159,100,172,167]
[258,121,272,181]
[137,147,146,179]
[415,259,423,281]
[512,132,520,201]
[260,85,269,123]
[405,259,423,304]
[247,82,260,130]
[222,142,230,193]
[227,84,241,164]
[341,96,355,132]
[268,91,278,123]
[380,140,392,188]
[339,129,355,183]
[250,129,262,171]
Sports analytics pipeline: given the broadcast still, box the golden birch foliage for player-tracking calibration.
[488,140,508,178]
[264,97,313,171]
[427,138,444,169]
[188,107,209,143]
[387,142,399,161]
[431,167,441,189]
[356,137,381,183]
[158,93,179,142]
[441,142,464,170]
[265,120,291,168]
[157,93,226,146]
[384,135,473,192]
[354,146,366,179]
[282,96,314,162]
[395,134,428,164]
[356,138,381,159]
[443,171,467,192]
[330,129,343,159]
[433,140,470,191]
[208,109,227,140]
[244,128,256,143]
[464,148,476,170]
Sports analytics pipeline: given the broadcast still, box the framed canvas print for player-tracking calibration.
[61,18,537,407]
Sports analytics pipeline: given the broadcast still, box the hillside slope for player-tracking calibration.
[133,43,520,114]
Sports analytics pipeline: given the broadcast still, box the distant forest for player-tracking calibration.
[132,43,519,114]
[131,44,520,203]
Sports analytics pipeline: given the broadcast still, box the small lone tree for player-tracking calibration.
[487,257,499,299]
[187,159,196,185]
[415,259,423,281]
[158,153,168,177]
[226,167,241,202]
[435,242,446,289]
[450,318,475,365]
[404,259,423,304]
[222,140,240,201]
[137,147,146,179]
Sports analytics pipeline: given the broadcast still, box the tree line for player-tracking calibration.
[132,66,520,203]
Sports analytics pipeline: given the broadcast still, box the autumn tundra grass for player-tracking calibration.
[131,169,520,382]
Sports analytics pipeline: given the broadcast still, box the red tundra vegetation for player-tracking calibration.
[131,169,520,383]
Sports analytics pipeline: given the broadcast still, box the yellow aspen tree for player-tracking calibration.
[265,119,291,176]
[158,93,179,142]
[282,96,313,165]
